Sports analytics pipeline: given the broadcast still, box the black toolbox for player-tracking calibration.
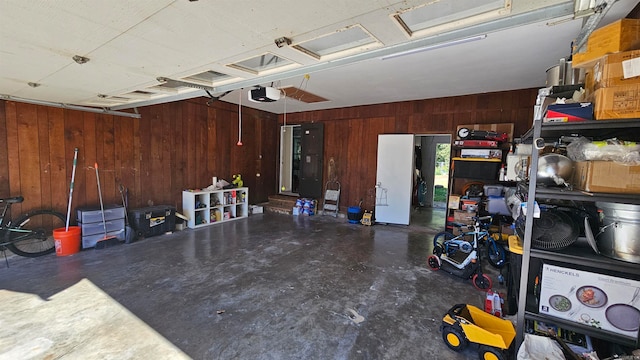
[128,205,176,238]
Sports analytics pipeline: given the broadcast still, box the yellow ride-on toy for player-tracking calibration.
[441,304,515,360]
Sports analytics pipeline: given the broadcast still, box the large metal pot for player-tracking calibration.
[546,58,585,86]
[537,153,573,186]
[595,202,640,264]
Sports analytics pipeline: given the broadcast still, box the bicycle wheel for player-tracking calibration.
[486,240,507,269]
[6,210,65,257]
[433,231,455,255]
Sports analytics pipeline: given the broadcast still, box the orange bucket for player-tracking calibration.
[53,226,81,256]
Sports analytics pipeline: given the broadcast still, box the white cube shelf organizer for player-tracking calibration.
[182,187,248,229]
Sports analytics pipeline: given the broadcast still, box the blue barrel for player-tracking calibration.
[347,206,363,224]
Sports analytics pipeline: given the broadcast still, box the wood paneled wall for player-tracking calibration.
[0,87,536,220]
[0,99,278,220]
[281,88,538,210]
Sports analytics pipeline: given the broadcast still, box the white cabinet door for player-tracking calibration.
[374,134,414,225]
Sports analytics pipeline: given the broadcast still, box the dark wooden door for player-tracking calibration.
[299,123,324,198]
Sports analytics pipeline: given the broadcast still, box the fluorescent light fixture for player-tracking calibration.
[381,34,487,60]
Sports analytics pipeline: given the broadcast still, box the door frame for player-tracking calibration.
[279,124,301,196]
[414,134,451,209]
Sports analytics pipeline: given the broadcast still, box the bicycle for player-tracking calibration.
[427,215,507,290]
[0,196,66,258]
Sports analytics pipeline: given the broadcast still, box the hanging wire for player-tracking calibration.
[285,74,310,100]
[283,90,287,128]
[237,89,243,146]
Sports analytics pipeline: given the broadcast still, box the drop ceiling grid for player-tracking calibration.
[0,1,173,101]
[261,16,584,113]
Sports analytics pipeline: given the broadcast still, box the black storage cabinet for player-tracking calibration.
[128,205,176,238]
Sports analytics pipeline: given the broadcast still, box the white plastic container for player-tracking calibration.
[486,196,510,215]
[483,185,504,197]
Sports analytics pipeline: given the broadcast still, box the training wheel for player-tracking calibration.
[427,255,441,270]
[472,273,492,291]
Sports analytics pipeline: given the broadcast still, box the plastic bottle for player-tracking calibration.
[493,292,503,318]
[499,164,506,181]
[485,289,494,314]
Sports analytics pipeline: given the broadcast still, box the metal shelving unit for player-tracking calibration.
[515,118,640,351]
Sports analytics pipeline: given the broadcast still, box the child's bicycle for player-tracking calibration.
[0,196,65,259]
[427,215,507,290]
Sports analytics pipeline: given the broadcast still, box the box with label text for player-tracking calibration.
[586,50,640,92]
[593,84,640,120]
[539,264,640,338]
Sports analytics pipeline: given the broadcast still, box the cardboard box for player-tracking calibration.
[573,19,640,68]
[539,264,640,338]
[500,224,515,236]
[573,160,640,194]
[452,226,474,242]
[249,205,263,214]
[448,195,461,210]
[593,84,640,120]
[587,50,640,92]
[453,210,476,225]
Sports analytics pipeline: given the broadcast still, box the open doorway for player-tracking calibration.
[279,125,301,196]
[411,134,451,229]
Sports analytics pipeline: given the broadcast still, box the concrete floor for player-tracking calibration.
[0,209,510,360]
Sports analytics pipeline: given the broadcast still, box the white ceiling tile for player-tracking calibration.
[0,0,636,112]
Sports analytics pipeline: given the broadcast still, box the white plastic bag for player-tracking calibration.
[517,334,565,360]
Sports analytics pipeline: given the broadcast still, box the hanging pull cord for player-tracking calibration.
[237,89,242,146]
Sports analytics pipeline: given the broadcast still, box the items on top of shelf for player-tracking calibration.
[572,18,640,69]
[232,174,243,187]
[456,123,514,143]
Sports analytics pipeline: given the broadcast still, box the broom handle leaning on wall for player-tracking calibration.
[95,162,108,236]
[65,148,78,231]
